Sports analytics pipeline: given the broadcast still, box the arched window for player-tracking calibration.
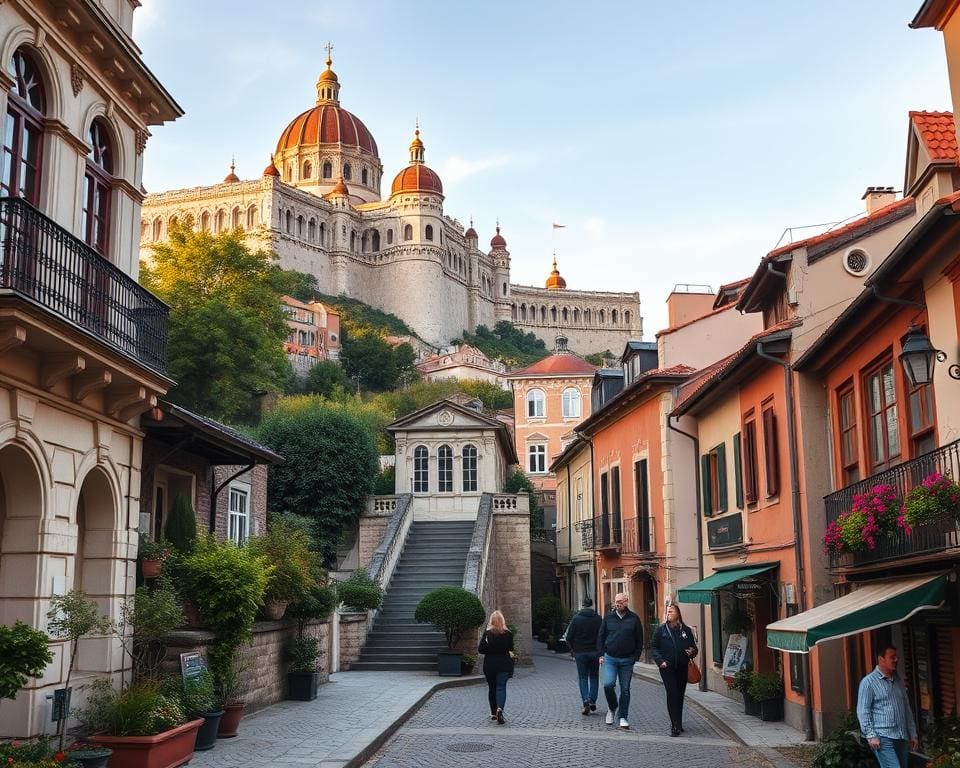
[285,209,292,233]
[200,211,211,232]
[612,309,618,325]
[169,215,179,230]
[322,161,332,179]
[232,206,241,230]
[573,308,580,324]
[372,230,380,252]
[520,304,527,321]
[308,218,316,242]
[438,445,453,493]
[462,444,478,492]
[624,310,631,326]
[403,224,413,241]
[246,204,257,229]
[3,48,46,204]
[527,388,545,418]
[584,308,592,325]
[350,230,356,251]
[540,306,546,323]
[551,306,557,323]
[303,161,312,179]
[387,229,394,245]
[83,119,114,255]
[599,309,605,325]
[562,307,569,322]
[562,387,581,419]
[152,217,162,240]
[511,304,517,321]
[502,282,507,296]
[343,163,352,181]
[413,446,429,493]
[425,224,434,241]
[214,209,225,233]
[319,222,326,247]
[362,168,368,185]
[297,215,305,238]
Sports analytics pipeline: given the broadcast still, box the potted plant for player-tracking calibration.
[138,535,171,580]
[811,711,875,768]
[177,536,270,739]
[900,471,960,532]
[748,671,784,722]
[46,591,112,751]
[165,671,222,752]
[925,714,960,766]
[79,678,202,768]
[64,742,113,768]
[285,566,336,702]
[460,653,477,675]
[213,653,249,738]
[115,578,185,683]
[247,520,315,621]
[414,587,485,676]
[336,568,384,613]
[0,620,53,701]
[727,668,759,716]
[823,483,901,554]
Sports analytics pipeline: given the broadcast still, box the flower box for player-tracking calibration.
[92,718,203,768]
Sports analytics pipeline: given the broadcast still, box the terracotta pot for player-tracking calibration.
[217,702,245,738]
[92,718,203,768]
[264,599,288,620]
[141,559,164,579]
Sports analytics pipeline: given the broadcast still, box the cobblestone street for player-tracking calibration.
[363,651,777,768]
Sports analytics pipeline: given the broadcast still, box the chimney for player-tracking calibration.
[862,186,897,216]
[666,284,715,328]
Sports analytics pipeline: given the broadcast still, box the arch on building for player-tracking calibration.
[403,224,413,241]
[231,206,241,230]
[297,215,305,238]
[386,229,394,245]
[562,387,582,419]
[540,306,546,323]
[550,306,557,323]
[213,209,225,233]
[285,209,292,233]
[152,217,162,240]
[200,211,211,232]
[425,224,434,241]
[462,444,478,493]
[584,308,591,325]
[303,160,312,179]
[246,204,257,229]
[349,230,356,251]
[413,445,429,493]
[562,307,569,323]
[599,309,605,325]
[319,222,326,247]
[362,168,368,185]
[624,310,631,327]
[520,303,527,321]
[322,161,332,179]
[0,442,46,612]
[573,308,580,324]
[343,163,352,181]
[372,230,381,252]
[438,445,453,493]
[612,309,618,325]
[526,388,545,418]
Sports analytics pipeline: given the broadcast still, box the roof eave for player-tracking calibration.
[911,0,960,28]
[577,374,689,436]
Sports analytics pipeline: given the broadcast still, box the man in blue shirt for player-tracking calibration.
[856,644,918,768]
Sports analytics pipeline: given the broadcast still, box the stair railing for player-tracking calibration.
[367,493,414,607]
[464,493,494,598]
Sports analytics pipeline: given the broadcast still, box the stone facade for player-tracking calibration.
[358,496,395,568]
[338,612,368,671]
[490,505,533,661]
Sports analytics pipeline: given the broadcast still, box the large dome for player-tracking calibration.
[275,103,378,157]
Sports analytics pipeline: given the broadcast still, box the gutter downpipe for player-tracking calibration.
[755,340,815,742]
[567,462,573,609]
[666,411,707,693]
[585,434,599,608]
[211,461,256,534]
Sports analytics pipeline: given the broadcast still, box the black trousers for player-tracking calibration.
[658,663,688,729]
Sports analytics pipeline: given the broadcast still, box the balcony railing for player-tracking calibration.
[0,197,168,372]
[621,516,654,556]
[589,514,621,550]
[576,518,594,550]
[824,438,960,569]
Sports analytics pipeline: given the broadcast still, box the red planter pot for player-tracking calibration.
[217,702,245,738]
[141,559,164,579]
[92,718,203,768]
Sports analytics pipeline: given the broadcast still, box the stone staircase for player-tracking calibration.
[351,520,475,671]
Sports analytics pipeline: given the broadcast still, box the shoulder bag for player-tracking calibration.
[687,658,701,684]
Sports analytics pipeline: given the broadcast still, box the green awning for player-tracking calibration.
[766,574,946,654]
[677,565,776,604]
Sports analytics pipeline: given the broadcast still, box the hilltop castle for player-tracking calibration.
[139,51,642,352]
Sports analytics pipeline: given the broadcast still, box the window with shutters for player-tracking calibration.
[700,442,727,516]
[610,465,622,546]
[733,433,744,509]
[743,416,759,504]
[761,403,780,497]
[599,471,610,545]
[837,384,860,485]
[634,459,651,552]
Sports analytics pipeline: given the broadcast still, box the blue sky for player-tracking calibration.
[135,1,950,335]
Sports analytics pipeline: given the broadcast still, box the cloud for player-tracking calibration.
[442,154,516,182]
[583,217,607,238]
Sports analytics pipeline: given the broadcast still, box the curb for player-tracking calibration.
[344,674,485,768]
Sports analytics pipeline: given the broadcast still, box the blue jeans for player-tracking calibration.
[486,670,509,713]
[575,652,600,704]
[871,736,909,768]
[602,654,635,719]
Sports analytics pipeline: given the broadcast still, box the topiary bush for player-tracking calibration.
[336,568,383,612]
[0,621,53,700]
[165,494,197,554]
[747,671,783,701]
[532,596,564,636]
[414,587,485,649]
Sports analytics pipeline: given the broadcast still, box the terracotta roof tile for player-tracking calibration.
[656,303,736,338]
[508,354,597,378]
[910,110,958,161]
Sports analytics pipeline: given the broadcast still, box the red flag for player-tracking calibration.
[552,223,566,229]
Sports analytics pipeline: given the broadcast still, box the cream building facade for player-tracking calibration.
[0,0,181,737]
[139,55,641,354]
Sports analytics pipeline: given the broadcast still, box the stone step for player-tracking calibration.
[349,660,437,672]
[358,650,441,663]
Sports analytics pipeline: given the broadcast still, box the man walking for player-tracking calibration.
[856,644,918,768]
[566,597,603,715]
[598,592,644,729]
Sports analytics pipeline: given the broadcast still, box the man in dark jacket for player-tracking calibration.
[598,592,644,729]
[566,597,603,714]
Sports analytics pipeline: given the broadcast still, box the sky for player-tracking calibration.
[134,1,951,336]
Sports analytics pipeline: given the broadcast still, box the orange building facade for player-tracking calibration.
[281,295,342,373]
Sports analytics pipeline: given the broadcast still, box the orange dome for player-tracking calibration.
[490,225,507,249]
[465,226,477,238]
[263,158,280,177]
[329,176,349,196]
[223,159,240,183]
[545,257,566,290]
[391,165,443,195]
[276,103,378,157]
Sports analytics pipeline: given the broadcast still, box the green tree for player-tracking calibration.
[257,398,379,562]
[141,222,292,423]
[459,379,514,410]
[585,350,616,366]
[298,360,351,398]
[503,469,544,529]
[458,321,550,367]
[339,329,399,392]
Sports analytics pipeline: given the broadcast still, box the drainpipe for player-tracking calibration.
[755,340,815,742]
[210,461,256,534]
[667,413,707,693]
[566,462,573,608]
[585,434,598,608]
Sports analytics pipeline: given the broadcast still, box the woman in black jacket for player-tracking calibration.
[478,610,514,724]
[651,604,698,737]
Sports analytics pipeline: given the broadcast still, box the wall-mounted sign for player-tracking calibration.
[707,514,743,549]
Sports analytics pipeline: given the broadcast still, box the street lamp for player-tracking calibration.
[898,324,960,387]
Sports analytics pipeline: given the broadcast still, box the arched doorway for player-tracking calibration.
[631,569,659,662]
[0,444,44,604]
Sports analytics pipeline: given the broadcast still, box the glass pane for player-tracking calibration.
[886,404,900,459]
[841,430,854,465]
[868,373,882,414]
[882,364,896,407]
[871,413,885,463]
[909,390,922,434]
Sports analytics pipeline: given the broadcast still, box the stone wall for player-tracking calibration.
[338,612,369,670]
[358,499,395,569]
[491,507,533,661]
[162,618,330,712]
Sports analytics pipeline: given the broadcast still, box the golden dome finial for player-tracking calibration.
[316,42,340,102]
[409,121,425,163]
[324,41,334,69]
[546,252,566,290]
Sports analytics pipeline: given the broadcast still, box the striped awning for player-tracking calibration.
[766,574,947,654]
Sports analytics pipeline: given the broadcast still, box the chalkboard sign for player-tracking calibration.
[180,651,208,681]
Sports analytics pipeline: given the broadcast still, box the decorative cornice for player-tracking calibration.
[135,127,149,156]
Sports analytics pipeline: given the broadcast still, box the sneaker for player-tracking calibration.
[619,718,629,729]
[605,709,616,725]
[582,701,591,715]
[490,714,497,721]
[589,701,597,712]
[496,708,505,724]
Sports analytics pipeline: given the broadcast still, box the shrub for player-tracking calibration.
[164,494,197,554]
[532,596,564,635]
[138,535,171,561]
[246,520,315,604]
[726,667,753,695]
[373,465,396,495]
[901,472,960,531]
[503,469,543,529]
[288,568,337,638]
[925,714,960,760]
[824,484,901,554]
[931,755,960,768]
[76,679,186,737]
[115,578,185,682]
[178,536,271,686]
[285,638,321,673]
[337,568,383,612]
[0,737,54,761]
[0,621,53,700]
[747,671,783,701]
[812,711,875,768]
[162,670,217,716]
[414,587,485,649]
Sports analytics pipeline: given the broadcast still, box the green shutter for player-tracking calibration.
[733,433,744,510]
[711,593,723,665]
[717,443,728,513]
[700,454,712,517]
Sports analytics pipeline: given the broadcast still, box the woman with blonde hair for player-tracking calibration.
[478,609,514,724]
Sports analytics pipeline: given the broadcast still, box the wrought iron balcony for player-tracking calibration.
[621,516,654,556]
[576,518,594,550]
[824,438,960,570]
[0,197,167,372]
[588,514,621,551]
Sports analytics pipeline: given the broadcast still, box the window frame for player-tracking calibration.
[413,445,429,493]
[634,459,651,551]
[527,388,545,418]
[562,387,581,419]
[528,443,547,474]
[228,485,249,545]
[761,403,780,497]
[837,383,860,485]
[82,119,113,257]
[742,415,759,504]
[462,444,478,492]
[906,373,935,458]
[437,444,453,493]
[863,358,901,473]
[3,48,46,206]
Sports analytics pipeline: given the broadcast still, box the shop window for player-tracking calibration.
[864,359,901,472]
[838,385,860,484]
[762,404,780,497]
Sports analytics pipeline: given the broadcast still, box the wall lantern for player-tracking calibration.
[898,324,960,387]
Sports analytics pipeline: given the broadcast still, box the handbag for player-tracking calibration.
[507,652,516,678]
[687,659,702,684]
